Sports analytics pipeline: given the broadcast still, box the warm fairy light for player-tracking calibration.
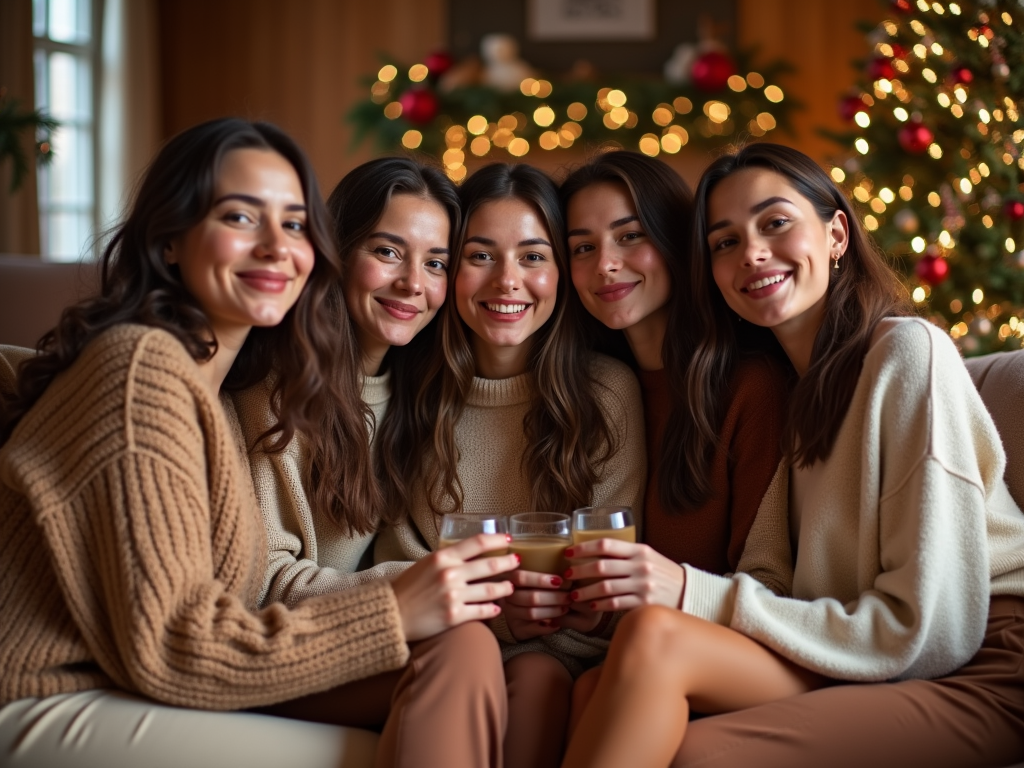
[912,236,926,252]
[937,93,951,108]
[539,131,559,150]
[624,111,639,129]
[959,178,972,194]
[983,215,994,228]
[666,125,689,144]
[378,65,398,82]
[533,106,555,127]
[951,105,964,118]
[610,106,629,124]
[877,79,893,94]
[939,230,954,247]
[979,109,991,124]
[639,134,661,157]
[892,107,908,122]
[913,286,927,303]
[746,72,765,88]
[928,143,943,158]
[931,42,944,56]
[911,19,926,35]
[764,85,784,102]
[1002,11,1012,23]
[870,198,887,213]
[1007,238,1017,253]
[705,101,730,123]
[993,108,1004,122]
[508,137,529,157]
[914,43,927,58]
[951,322,968,339]
[467,115,488,135]
[928,191,941,206]
[951,299,963,313]
[402,130,423,149]
[969,168,981,184]
[562,122,583,138]
[520,78,537,96]
[442,149,465,168]
[979,35,990,49]
[855,138,869,154]
[661,132,682,153]
[535,80,553,97]
[899,185,913,200]
[883,20,898,35]
[409,64,429,82]
[447,165,467,182]
[384,102,403,119]
[855,111,871,128]
[607,89,627,107]
[922,68,937,83]
[597,87,613,110]
[917,0,929,10]
[854,186,871,202]
[973,288,985,304]
[446,125,467,147]
[498,115,519,131]
[602,113,620,129]
[879,187,895,203]
[949,2,961,13]
[370,81,390,102]
[727,75,747,92]
[567,102,588,121]
[878,43,894,57]
[968,27,979,40]
[673,96,693,114]
[864,214,879,231]
[830,167,846,182]
[470,136,491,156]
[492,128,513,148]
[653,107,673,126]
[558,129,575,148]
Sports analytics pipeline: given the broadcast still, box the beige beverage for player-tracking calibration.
[571,525,636,546]
[437,538,510,557]
[510,536,570,574]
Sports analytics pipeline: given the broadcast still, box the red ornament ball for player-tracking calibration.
[888,43,906,59]
[949,65,973,85]
[690,51,736,92]
[915,253,949,286]
[891,0,913,12]
[898,120,934,154]
[1005,200,1024,221]
[868,57,895,81]
[424,51,454,77]
[839,95,866,122]
[398,88,439,126]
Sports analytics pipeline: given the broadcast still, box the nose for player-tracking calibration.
[257,220,290,261]
[495,258,520,293]
[742,235,769,267]
[396,260,424,295]
[595,243,621,277]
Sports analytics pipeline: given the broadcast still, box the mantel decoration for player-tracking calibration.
[349,31,797,183]
[823,0,1024,354]
[0,87,57,193]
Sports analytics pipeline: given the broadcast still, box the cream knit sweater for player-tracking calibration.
[232,372,409,607]
[683,318,1024,682]
[374,352,647,672]
[0,325,409,709]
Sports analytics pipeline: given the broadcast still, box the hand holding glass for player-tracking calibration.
[438,513,510,555]
[571,507,636,545]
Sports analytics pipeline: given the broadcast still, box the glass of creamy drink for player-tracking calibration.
[571,507,636,546]
[438,513,510,554]
[509,512,572,574]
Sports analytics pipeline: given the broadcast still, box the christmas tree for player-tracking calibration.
[825,0,1024,354]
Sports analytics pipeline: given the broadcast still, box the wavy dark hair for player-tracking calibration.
[1,118,379,532]
[691,143,911,467]
[560,150,740,510]
[325,156,461,525]
[410,163,615,515]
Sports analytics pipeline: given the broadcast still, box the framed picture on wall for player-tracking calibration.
[526,0,655,41]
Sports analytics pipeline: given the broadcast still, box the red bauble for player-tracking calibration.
[690,51,736,92]
[949,65,974,85]
[424,50,454,77]
[915,253,949,285]
[398,88,439,125]
[891,0,913,12]
[868,57,895,81]
[898,120,934,154]
[1005,200,1024,221]
[839,94,867,122]
[888,43,906,59]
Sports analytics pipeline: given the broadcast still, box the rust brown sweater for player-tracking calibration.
[0,325,409,709]
[639,356,787,574]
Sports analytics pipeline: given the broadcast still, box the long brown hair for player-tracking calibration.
[325,156,460,526]
[1,118,379,532]
[691,143,911,467]
[411,163,615,516]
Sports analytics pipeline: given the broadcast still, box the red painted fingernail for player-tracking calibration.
[505,534,512,542]
[565,547,575,557]
[550,576,563,587]
[564,568,573,578]
[513,554,521,564]
[539,619,552,627]
[590,602,598,610]
[570,590,579,600]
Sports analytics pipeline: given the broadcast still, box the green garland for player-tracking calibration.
[0,89,57,193]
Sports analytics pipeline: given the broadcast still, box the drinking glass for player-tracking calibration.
[571,506,636,546]
[509,512,572,574]
[438,513,509,554]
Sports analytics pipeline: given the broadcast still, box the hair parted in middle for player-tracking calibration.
[407,162,616,516]
[325,156,462,524]
[691,142,911,468]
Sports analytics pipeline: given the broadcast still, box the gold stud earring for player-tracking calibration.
[832,251,840,270]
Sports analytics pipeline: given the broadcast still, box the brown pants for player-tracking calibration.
[505,652,574,768]
[672,596,1024,768]
[257,621,507,768]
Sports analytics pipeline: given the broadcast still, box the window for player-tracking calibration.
[33,0,102,261]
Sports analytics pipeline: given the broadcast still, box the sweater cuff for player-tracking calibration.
[681,564,736,626]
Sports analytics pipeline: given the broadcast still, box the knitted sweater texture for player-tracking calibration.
[0,325,409,709]
[682,318,1024,682]
[232,371,408,607]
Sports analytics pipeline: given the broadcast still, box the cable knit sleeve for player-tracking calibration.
[681,319,1024,682]
[5,327,409,709]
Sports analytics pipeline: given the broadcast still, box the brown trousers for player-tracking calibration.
[257,621,507,768]
[672,596,1024,768]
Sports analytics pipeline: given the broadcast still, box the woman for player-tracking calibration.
[374,163,646,768]
[558,151,789,616]
[0,119,517,768]
[231,157,459,607]
[561,143,1024,768]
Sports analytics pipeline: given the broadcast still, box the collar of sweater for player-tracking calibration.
[361,370,391,407]
[466,371,535,408]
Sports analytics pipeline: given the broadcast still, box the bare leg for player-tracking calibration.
[561,606,824,768]
[504,652,573,768]
[568,665,602,737]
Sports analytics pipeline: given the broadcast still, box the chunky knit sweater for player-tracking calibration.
[682,318,1024,682]
[0,325,409,709]
[232,372,409,607]
[374,352,646,672]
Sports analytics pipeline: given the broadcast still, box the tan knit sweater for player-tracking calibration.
[232,372,409,608]
[0,325,409,709]
[374,352,647,673]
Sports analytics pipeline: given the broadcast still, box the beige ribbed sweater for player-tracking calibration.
[683,318,1024,682]
[374,352,647,673]
[232,372,409,607]
[0,325,409,709]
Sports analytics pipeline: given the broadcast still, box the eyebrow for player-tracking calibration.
[706,196,794,235]
[464,236,551,248]
[567,214,640,239]
[369,231,450,255]
[214,193,306,212]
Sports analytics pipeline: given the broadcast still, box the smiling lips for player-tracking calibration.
[237,270,291,294]
[375,297,421,320]
[741,271,791,297]
[481,300,531,320]
[594,281,640,303]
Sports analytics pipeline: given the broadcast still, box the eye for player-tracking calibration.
[374,245,400,259]
[283,218,307,234]
[224,210,256,226]
[523,251,547,263]
[620,230,645,243]
[570,242,594,257]
[466,250,492,262]
[765,216,790,230]
[425,257,448,271]
[710,235,738,253]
